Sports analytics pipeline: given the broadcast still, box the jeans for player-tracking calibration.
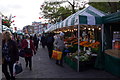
[25,57,32,70]
[2,61,15,80]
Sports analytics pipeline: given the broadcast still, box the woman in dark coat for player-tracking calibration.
[40,34,47,48]
[46,33,54,59]
[2,31,19,80]
[33,34,39,51]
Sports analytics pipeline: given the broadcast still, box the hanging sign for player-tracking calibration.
[74,15,79,25]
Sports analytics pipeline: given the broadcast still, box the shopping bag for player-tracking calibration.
[52,50,62,60]
[13,62,23,76]
[52,50,58,60]
[57,51,62,60]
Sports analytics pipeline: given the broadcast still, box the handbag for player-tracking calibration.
[19,49,25,57]
[52,50,62,60]
[24,48,32,54]
[13,62,23,76]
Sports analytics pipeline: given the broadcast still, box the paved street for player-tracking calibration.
[2,44,118,79]
[12,44,118,79]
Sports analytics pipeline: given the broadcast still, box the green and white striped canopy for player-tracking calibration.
[63,5,106,27]
[45,5,107,33]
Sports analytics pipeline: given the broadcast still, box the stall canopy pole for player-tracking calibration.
[101,24,104,52]
[77,25,80,72]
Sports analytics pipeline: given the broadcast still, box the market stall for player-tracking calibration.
[45,5,107,72]
[63,5,106,71]
[102,11,120,77]
[63,25,101,71]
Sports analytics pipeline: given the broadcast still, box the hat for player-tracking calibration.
[60,32,64,36]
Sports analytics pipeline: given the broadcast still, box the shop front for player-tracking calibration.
[103,11,120,77]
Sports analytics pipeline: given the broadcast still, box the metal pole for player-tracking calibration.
[101,24,104,52]
[77,25,80,72]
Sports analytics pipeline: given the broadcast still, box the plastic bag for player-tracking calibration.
[13,62,23,76]
[52,50,62,60]
[57,51,62,60]
[52,50,58,60]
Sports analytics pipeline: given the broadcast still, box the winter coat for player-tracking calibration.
[54,37,65,51]
[21,39,35,57]
[2,39,19,63]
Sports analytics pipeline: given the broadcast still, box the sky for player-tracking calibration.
[0,0,45,30]
[0,0,90,30]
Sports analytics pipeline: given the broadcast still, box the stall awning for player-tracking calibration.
[45,5,107,33]
[62,5,106,27]
[75,6,106,25]
[103,11,120,23]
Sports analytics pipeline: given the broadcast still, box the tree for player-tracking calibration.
[2,19,11,27]
[89,2,120,13]
[40,1,73,23]
[1,14,15,28]
[40,0,85,23]
[40,0,120,24]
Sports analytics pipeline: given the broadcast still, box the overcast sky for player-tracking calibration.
[0,0,45,29]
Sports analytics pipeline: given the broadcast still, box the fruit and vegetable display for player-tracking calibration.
[64,37,100,53]
[66,51,91,62]
[63,30,99,71]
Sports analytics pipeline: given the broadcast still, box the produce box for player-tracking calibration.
[64,56,90,71]
[64,56,77,70]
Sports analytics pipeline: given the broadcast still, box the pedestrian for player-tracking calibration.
[33,34,39,51]
[46,33,54,59]
[54,32,65,67]
[21,34,36,70]
[2,31,19,80]
[40,34,47,48]
[16,35,22,49]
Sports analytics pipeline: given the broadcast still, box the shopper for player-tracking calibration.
[40,34,47,48]
[46,33,54,59]
[54,32,65,67]
[21,34,36,70]
[2,31,19,80]
[33,34,39,51]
